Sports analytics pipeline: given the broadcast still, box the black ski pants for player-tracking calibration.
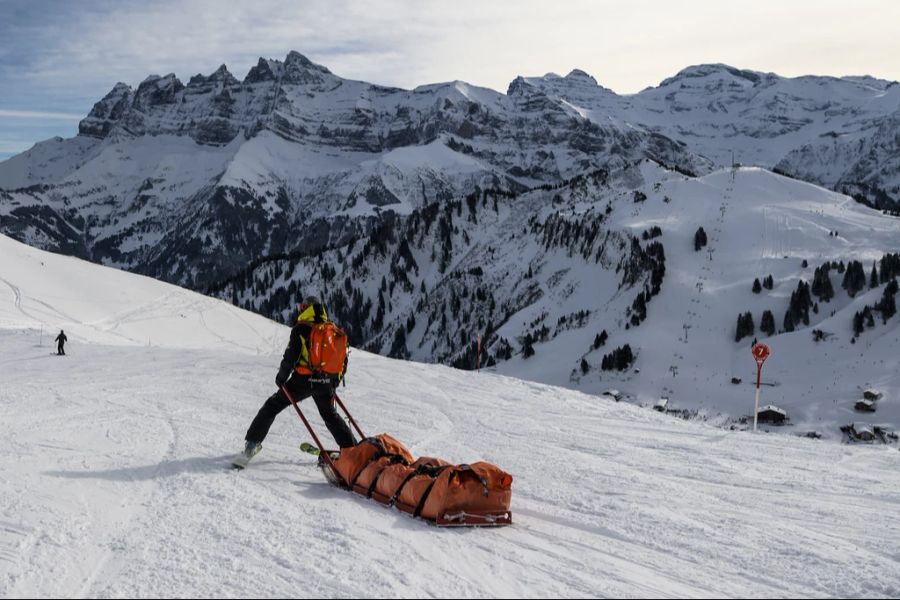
[245,375,356,448]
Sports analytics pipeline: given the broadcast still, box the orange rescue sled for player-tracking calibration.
[281,385,512,527]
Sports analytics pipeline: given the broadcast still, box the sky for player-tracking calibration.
[1,0,899,160]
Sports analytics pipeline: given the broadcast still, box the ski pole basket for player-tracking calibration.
[281,385,513,527]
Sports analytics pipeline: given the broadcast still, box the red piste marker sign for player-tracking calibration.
[751,342,770,432]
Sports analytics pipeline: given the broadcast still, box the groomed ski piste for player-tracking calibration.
[1,233,899,598]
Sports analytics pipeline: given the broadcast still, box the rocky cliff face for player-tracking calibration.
[0,51,708,287]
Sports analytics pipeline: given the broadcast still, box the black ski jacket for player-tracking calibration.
[276,322,314,385]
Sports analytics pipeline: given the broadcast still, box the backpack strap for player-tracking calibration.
[449,464,489,497]
[364,454,408,498]
[413,478,440,518]
[347,437,386,488]
[388,469,422,506]
[347,437,412,489]
[313,303,327,323]
[411,465,454,518]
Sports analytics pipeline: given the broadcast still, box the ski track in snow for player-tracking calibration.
[1,333,899,598]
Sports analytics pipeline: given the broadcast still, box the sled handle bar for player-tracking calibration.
[333,393,366,440]
[280,385,366,476]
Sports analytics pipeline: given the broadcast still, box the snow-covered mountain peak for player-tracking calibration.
[189,64,240,87]
[657,63,769,88]
[507,68,614,99]
[78,82,134,138]
[243,56,284,83]
[282,49,335,86]
[240,50,333,85]
[839,74,898,91]
[505,74,531,96]
[107,81,133,95]
[283,49,330,72]
[133,73,184,106]
[565,68,598,83]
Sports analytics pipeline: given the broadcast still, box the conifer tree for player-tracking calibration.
[694,227,708,252]
[783,310,795,333]
[761,310,776,336]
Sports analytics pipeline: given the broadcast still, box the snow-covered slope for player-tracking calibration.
[221,162,900,439]
[499,165,900,437]
[0,233,900,597]
[0,233,283,352]
[1,234,899,597]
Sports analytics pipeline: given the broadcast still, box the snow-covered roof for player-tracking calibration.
[758,405,787,416]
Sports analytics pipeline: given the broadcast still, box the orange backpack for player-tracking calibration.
[304,322,349,377]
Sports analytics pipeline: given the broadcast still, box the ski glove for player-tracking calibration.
[276,371,289,388]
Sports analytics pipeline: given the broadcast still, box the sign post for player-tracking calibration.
[751,343,770,432]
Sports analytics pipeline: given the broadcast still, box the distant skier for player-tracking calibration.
[236,296,355,467]
[55,330,67,355]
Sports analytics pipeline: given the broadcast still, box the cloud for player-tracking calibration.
[4,0,900,96]
[0,110,84,121]
[2,0,442,91]
[1,0,899,159]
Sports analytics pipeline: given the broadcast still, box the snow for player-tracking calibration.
[0,136,101,189]
[0,234,282,352]
[487,165,900,440]
[412,80,506,108]
[2,233,900,597]
[519,64,900,192]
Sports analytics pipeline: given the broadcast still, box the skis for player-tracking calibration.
[299,442,320,456]
[233,442,335,470]
[231,443,262,470]
[300,442,340,462]
[301,443,344,487]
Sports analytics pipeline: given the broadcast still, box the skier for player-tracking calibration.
[55,330,67,355]
[237,296,356,467]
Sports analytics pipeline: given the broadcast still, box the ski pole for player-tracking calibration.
[281,384,342,480]
[333,392,366,440]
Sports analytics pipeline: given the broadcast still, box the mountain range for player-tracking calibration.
[1,51,899,425]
